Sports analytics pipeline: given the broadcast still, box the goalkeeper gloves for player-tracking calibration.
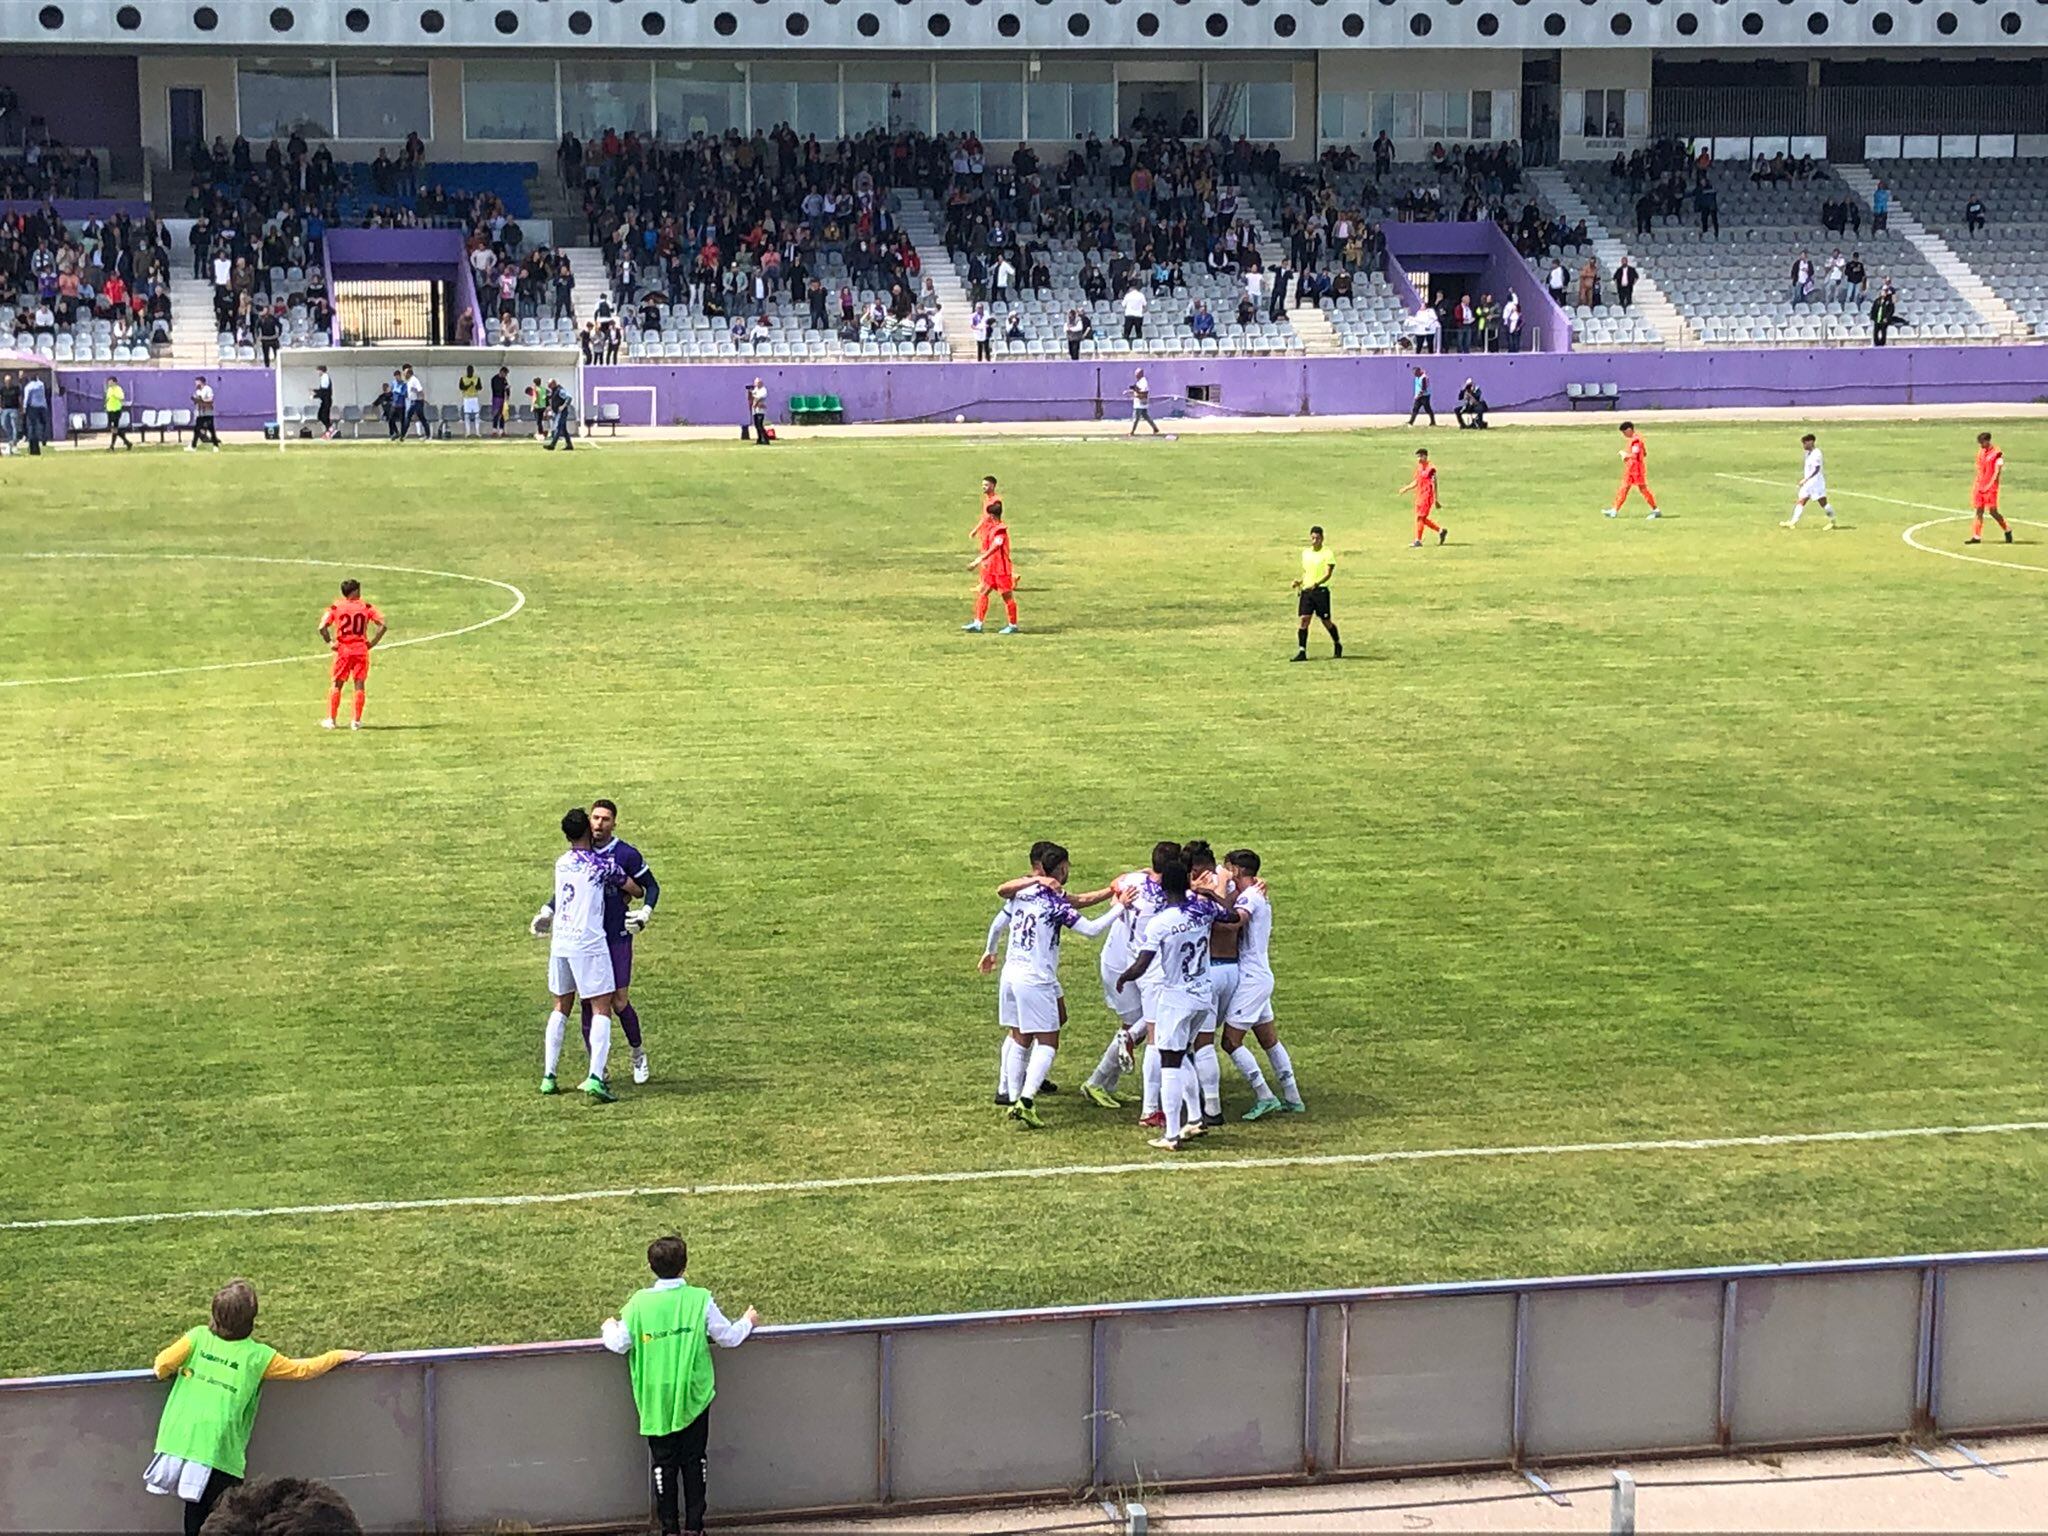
[529,907,553,938]
[624,905,652,935]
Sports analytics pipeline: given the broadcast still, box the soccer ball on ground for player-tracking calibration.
[954,414,966,423]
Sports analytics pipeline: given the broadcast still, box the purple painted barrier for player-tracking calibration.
[324,228,485,341]
[586,344,2048,427]
[0,199,151,221]
[52,368,275,438]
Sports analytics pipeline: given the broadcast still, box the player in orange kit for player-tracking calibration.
[1603,421,1661,519]
[1969,431,2013,545]
[963,475,1020,635]
[318,578,387,730]
[1403,448,1448,547]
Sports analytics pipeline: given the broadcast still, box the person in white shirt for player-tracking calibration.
[1502,293,1523,354]
[1412,304,1442,354]
[1115,855,1237,1151]
[970,303,991,363]
[530,807,643,1102]
[1783,432,1835,529]
[980,842,1125,1128]
[1121,282,1148,342]
[1218,848,1301,1117]
[992,255,1015,303]
[1127,368,1159,436]
[1075,841,1180,1113]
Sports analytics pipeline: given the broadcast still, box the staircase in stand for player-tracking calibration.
[1526,167,1695,347]
[563,247,610,330]
[899,197,978,360]
[1257,237,1341,355]
[169,277,220,368]
[1831,163,2029,338]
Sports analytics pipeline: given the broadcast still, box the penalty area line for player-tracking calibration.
[6,1118,2048,1234]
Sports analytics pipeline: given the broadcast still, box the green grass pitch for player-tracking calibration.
[3,418,2045,1376]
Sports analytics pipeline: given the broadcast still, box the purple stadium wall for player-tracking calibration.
[583,345,2048,427]
[40,344,2048,440]
[323,229,486,343]
[1378,223,1572,354]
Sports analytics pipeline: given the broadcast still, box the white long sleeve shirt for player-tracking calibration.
[601,1277,755,1354]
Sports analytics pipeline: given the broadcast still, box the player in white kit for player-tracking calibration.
[1783,433,1835,529]
[1076,840,1180,1115]
[1219,848,1302,1118]
[979,842,1126,1127]
[1179,840,1242,1128]
[1115,855,1235,1151]
[529,806,642,1103]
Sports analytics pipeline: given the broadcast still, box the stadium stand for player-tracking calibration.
[1877,158,2048,336]
[1562,152,1994,346]
[0,207,176,364]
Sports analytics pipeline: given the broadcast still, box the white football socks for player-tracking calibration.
[1021,1041,1057,1101]
[543,1010,566,1076]
[1194,1043,1221,1116]
[588,1013,613,1082]
[1161,1062,1185,1140]
[1087,1035,1125,1092]
[1141,1043,1162,1115]
[1266,1040,1302,1106]
[1229,1044,1272,1101]
[999,1037,1026,1100]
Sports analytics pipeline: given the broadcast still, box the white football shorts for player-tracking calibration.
[1225,969,1275,1027]
[1153,994,1214,1053]
[1800,477,1826,500]
[548,948,616,999]
[1208,960,1239,1023]
[1099,957,1146,1026]
[999,976,1064,1034]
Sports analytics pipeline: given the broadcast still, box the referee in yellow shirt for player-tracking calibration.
[1290,525,1341,662]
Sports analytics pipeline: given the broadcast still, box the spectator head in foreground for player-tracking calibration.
[200,1477,361,1536]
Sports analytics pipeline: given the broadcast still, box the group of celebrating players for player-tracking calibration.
[980,838,1304,1152]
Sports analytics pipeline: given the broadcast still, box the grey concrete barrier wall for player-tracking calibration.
[5,1250,2048,1532]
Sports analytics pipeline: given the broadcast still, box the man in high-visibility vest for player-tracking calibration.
[144,1280,361,1535]
[603,1236,759,1536]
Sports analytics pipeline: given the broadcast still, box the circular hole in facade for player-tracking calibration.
[1205,9,1228,29]
[1477,9,1499,28]
[1610,8,1631,26]
[2001,7,2021,27]
[1542,10,1564,30]
[791,10,811,30]
[35,2,61,23]
[495,7,518,30]
[568,8,592,30]
[269,5,292,29]
[1273,10,1296,30]
[1675,7,1699,26]
[1807,9,1827,26]
[419,8,444,31]
[1136,10,1159,30]
[1341,10,1364,32]
[117,2,142,26]
[642,8,665,29]
[1872,8,1894,26]
[713,8,736,30]
[858,9,881,31]
[344,5,369,29]
[1065,9,1086,28]
[193,3,218,27]
[1741,8,1763,27]
[1936,7,1958,24]
[1409,11,1431,29]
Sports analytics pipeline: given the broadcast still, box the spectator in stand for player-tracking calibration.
[1413,302,1442,354]
[1547,258,1568,309]
[1823,250,1847,305]
[1576,257,1599,308]
[1187,300,1216,341]
[201,1478,361,1536]
[601,1236,758,1536]
[1634,187,1656,237]
[1502,292,1523,354]
[1965,194,1988,237]
[1789,251,1816,306]
[143,1280,361,1536]
[1065,308,1089,359]
[1002,311,1025,346]
[1121,281,1148,342]
[1614,256,1638,312]
[1870,281,1908,347]
[1694,177,1719,238]
[970,303,991,361]
[1844,252,1868,305]
[1871,181,1890,233]
[1450,293,1475,354]
[552,255,575,323]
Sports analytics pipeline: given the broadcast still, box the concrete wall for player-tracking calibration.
[4,1252,2046,1532]
[42,341,2048,439]
[574,343,2048,428]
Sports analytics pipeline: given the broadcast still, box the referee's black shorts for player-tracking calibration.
[1298,586,1331,620]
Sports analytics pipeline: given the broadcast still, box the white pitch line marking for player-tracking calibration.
[1715,475,2048,573]
[0,552,526,687]
[6,1118,2046,1234]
